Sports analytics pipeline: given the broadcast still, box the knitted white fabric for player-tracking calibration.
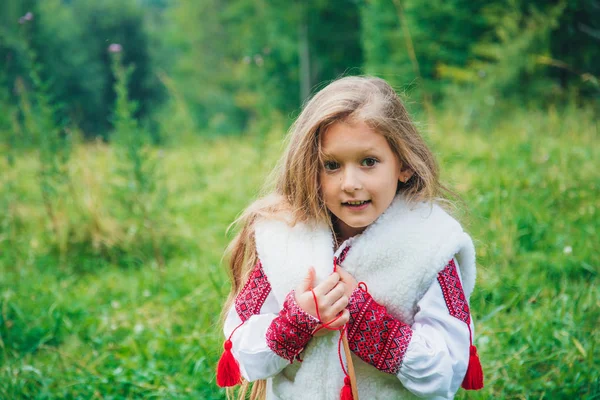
[254,195,476,400]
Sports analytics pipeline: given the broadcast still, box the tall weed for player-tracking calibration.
[13,23,74,264]
[109,47,168,268]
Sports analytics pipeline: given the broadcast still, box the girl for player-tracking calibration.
[216,76,483,400]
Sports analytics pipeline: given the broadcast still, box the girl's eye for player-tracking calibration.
[361,157,378,167]
[323,161,340,171]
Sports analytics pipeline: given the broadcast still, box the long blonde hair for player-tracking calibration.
[221,76,446,400]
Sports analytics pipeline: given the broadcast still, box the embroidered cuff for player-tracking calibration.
[347,288,413,374]
[266,290,320,362]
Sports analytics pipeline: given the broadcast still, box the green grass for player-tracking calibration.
[1,105,598,399]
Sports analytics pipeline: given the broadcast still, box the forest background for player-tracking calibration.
[0,0,598,399]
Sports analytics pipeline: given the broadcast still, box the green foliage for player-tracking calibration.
[0,42,174,277]
[434,104,599,398]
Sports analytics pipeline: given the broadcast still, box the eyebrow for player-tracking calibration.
[320,148,381,159]
[359,147,379,154]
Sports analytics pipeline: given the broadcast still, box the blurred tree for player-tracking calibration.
[440,0,598,105]
[1,0,597,143]
[0,0,37,139]
[70,0,164,138]
[164,0,363,135]
[360,0,489,98]
[306,0,364,95]
[0,0,163,140]
[547,0,600,97]
[423,0,596,103]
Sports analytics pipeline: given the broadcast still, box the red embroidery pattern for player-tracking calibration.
[334,244,351,267]
[235,261,272,322]
[437,259,471,324]
[347,289,412,375]
[266,291,320,361]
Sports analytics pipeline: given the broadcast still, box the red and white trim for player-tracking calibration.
[437,259,471,325]
[235,261,272,322]
[437,259,483,390]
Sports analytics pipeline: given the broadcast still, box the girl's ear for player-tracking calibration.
[398,165,414,183]
[400,170,414,183]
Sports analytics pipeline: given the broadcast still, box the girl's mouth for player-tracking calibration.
[342,200,371,210]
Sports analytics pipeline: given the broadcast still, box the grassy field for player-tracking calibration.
[1,104,598,399]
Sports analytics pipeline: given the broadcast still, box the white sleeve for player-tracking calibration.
[397,259,472,399]
[223,290,289,382]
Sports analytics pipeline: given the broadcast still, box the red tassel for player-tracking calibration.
[340,376,354,400]
[216,339,241,387]
[461,345,484,390]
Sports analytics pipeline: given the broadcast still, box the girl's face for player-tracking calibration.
[319,120,412,242]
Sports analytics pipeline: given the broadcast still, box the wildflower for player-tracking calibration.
[19,12,33,24]
[108,43,123,53]
[563,246,573,255]
[134,323,144,334]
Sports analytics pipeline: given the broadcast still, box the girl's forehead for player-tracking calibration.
[320,120,391,156]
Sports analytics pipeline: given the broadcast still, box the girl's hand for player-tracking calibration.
[336,266,358,298]
[294,267,350,334]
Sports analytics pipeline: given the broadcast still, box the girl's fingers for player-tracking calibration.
[323,294,348,321]
[322,281,346,306]
[313,272,340,296]
[296,267,316,293]
[337,267,358,296]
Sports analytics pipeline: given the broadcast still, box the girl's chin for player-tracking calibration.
[333,217,373,239]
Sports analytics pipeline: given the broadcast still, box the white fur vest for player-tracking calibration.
[254,195,476,400]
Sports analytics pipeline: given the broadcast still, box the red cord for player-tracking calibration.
[310,259,366,384]
[310,287,350,380]
[337,325,349,377]
[311,289,347,333]
[227,321,244,342]
[311,289,323,322]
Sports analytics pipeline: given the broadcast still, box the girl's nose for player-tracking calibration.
[341,168,362,192]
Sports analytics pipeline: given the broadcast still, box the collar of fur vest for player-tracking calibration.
[254,195,476,323]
